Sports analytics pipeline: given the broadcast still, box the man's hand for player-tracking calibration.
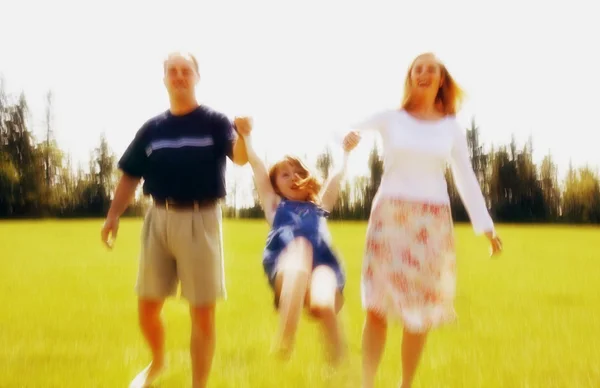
[98,174,140,249]
[101,216,120,249]
[342,131,361,152]
[234,116,253,138]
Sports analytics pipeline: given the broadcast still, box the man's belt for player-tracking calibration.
[153,198,217,211]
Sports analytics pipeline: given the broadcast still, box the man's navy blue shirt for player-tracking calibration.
[118,105,236,202]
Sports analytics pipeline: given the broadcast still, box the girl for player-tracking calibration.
[234,117,358,365]
[347,52,503,388]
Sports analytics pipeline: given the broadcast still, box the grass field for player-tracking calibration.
[1,218,599,388]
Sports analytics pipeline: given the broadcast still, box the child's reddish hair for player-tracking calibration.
[268,155,322,203]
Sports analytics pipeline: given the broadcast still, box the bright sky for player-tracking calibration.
[2,0,599,205]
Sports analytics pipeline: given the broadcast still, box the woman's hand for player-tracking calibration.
[485,231,503,257]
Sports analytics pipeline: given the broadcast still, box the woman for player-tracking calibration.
[345,52,503,388]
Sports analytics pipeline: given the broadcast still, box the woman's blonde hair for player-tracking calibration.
[401,52,465,115]
[268,155,322,203]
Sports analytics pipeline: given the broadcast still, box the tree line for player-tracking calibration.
[0,80,145,218]
[227,120,600,224]
[1,80,599,223]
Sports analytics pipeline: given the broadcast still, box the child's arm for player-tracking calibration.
[234,117,280,225]
[319,131,360,212]
[319,151,350,213]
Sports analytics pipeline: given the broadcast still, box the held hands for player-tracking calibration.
[342,131,361,153]
[234,116,253,138]
[485,231,503,257]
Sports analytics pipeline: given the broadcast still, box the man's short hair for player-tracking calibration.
[163,51,199,74]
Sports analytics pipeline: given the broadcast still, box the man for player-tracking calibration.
[100,51,248,388]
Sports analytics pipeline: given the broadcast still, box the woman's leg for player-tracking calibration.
[399,328,428,388]
[362,310,387,388]
[271,237,313,358]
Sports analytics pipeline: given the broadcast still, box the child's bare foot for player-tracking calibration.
[129,360,165,388]
[271,339,293,361]
[327,341,347,367]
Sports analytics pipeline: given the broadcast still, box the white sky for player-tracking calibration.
[2,0,599,205]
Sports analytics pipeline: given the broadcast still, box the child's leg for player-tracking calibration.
[272,237,313,358]
[308,265,346,365]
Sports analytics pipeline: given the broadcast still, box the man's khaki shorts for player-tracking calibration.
[135,202,226,306]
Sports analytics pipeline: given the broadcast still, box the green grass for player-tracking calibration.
[1,218,599,387]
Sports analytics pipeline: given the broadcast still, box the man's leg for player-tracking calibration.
[170,204,226,388]
[130,208,177,388]
[189,304,216,388]
[129,299,166,388]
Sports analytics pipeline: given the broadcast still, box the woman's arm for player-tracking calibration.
[449,123,495,236]
[351,110,390,133]
[450,125,503,256]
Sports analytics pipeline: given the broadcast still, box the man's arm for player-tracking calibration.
[101,172,140,248]
[219,114,248,166]
[107,173,141,219]
[101,122,148,248]
[230,134,249,166]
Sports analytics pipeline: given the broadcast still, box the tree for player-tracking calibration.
[445,167,468,221]
[94,133,116,207]
[563,164,600,223]
[515,137,545,221]
[44,91,54,190]
[1,78,599,225]
[316,146,333,181]
[353,176,370,219]
[365,141,383,215]
[466,118,484,187]
[38,90,66,214]
[331,181,351,220]
[3,93,44,215]
[0,77,18,216]
[540,153,561,220]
